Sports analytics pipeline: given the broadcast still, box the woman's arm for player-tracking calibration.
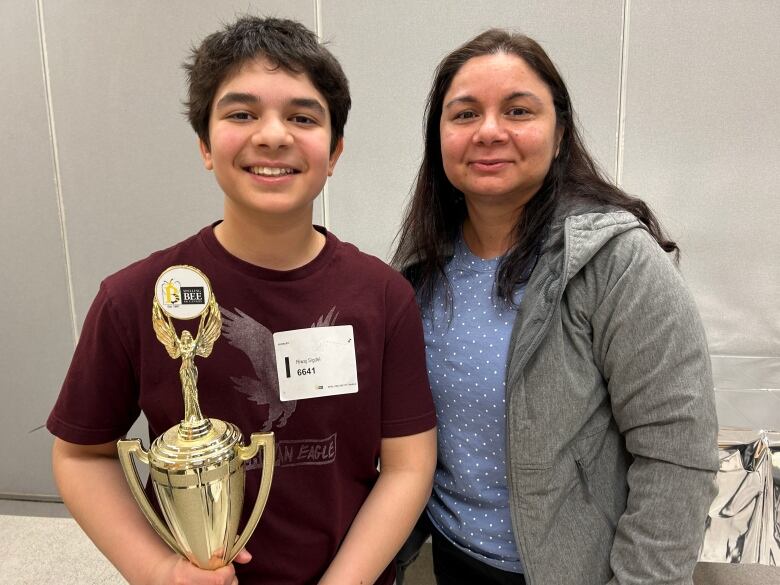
[318,428,436,585]
[590,229,719,585]
[52,438,249,585]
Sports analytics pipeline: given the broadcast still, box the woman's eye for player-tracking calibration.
[507,107,530,117]
[454,111,477,121]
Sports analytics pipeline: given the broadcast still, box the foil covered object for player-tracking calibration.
[699,428,780,565]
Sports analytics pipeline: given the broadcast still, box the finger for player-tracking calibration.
[233,548,252,564]
[211,563,237,585]
[172,557,234,585]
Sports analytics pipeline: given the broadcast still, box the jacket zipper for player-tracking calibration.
[574,457,616,530]
[505,225,571,585]
[505,275,561,585]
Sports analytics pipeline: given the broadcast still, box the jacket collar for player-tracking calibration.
[543,200,642,285]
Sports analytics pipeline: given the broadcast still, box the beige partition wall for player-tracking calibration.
[618,2,780,426]
[0,1,75,498]
[1,0,778,499]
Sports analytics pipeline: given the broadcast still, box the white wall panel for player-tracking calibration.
[620,1,780,388]
[41,1,317,326]
[322,0,623,260]
[0,1,74,496]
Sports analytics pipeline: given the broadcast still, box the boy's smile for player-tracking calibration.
[200,58,343,223]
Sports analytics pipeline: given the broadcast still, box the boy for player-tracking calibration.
[47,16,436,585]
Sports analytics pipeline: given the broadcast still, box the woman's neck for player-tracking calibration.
[462,204,522,259]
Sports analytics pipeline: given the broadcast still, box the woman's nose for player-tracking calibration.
[473,113,508,145]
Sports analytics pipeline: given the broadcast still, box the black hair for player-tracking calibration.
[184,16,350,153]
[393,29,677,307]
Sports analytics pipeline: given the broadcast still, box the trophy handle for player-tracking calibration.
[228,432,275,562]
[117,438,184,557]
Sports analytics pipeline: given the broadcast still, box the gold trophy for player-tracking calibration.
[117,265,274,569]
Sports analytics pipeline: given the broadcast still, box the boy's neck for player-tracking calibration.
[214,209,326,271]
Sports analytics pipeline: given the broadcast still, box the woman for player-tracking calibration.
[393,30,718,585]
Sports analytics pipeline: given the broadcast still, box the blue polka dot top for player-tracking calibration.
[422,233,525,573]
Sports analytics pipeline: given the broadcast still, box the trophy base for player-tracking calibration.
[118,419,274,570]
[150,419,247,569]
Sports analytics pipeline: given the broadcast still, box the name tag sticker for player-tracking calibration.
[273,325,358,401]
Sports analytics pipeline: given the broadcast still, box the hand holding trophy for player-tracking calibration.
[117,265,274,570]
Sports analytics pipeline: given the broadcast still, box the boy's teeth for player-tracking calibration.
[250,166,293,176]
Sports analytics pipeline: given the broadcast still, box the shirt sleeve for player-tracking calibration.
[379,277,436,438]
[47,282,141,444]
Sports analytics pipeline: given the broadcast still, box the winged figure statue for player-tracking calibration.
[152,295,222,424]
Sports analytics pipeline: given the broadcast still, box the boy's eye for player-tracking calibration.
[227,111,254,121]
[290,114,317,125]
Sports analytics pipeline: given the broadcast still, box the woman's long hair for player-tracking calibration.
[392,29,677,307]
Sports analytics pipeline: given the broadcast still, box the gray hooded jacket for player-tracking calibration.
[506,203,719,585]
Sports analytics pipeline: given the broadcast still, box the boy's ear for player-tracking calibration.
[327,138,344,177]
[198,138,213,171]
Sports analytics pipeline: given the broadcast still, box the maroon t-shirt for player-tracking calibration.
[48,225,436,585]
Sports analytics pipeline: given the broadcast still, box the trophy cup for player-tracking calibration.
[117,265,274,569]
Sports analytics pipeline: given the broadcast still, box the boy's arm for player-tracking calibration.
[52,438,249,585]
[318,428,436,585]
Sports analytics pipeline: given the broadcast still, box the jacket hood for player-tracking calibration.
[400,199,645,289]
[542,200,643,286]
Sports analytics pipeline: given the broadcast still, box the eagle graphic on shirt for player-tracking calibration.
[220,306,340,431]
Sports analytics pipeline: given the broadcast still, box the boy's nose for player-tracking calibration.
[252,117,293,149]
